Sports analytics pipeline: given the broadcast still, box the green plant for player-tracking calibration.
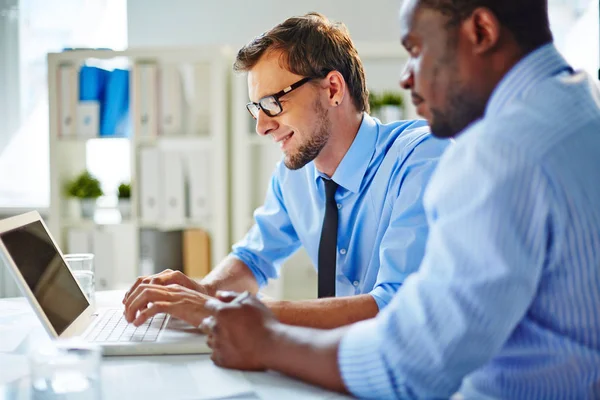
[380,91,405,108]
[65,171,103,199]
[117,182,131,199]
[368,91,382,112]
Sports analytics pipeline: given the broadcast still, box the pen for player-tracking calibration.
[228,290,251,304]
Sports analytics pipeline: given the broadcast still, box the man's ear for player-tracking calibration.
[323,70,346,107]
[462,7,501,55]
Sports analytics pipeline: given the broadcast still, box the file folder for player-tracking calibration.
[161,150,186,224]
[159,64,183,135]
[184,150,211,221]
[135,63,158,138]
[139,147,162,222]
[58,64,78,137]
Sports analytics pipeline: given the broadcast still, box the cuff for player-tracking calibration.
[369,282,401,310]
[228,252,268,288]
[338,318,396,399]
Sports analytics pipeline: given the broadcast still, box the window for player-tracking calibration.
[0,0,127,209]
[549,0,599,78]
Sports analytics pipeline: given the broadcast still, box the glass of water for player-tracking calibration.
[29,339,102,400]
[64,254,95,308]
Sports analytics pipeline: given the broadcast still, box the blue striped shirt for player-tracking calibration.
[231,115,449,309]
[338,44,600,399]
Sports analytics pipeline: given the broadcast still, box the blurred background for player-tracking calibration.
[0,0,598,299]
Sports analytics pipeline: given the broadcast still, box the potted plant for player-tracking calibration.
[379,91,405,123]
[117,182,132,219]
[65,171,103,218]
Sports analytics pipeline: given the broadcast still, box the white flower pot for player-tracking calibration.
[118,199,132,219]
[65,198,81,220]
[379,105,404,123]
[80,199,97,219]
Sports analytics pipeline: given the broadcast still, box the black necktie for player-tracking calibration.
[318,179,339,298]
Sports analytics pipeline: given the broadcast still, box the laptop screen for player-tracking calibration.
[0,220,89,335]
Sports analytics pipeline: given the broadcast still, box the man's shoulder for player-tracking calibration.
[381,119,449,161]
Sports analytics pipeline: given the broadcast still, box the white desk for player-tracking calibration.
[0,291,352,400]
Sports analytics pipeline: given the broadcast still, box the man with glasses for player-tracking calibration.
[122,13,448,329]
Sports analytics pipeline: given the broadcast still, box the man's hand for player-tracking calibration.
[122,269,207,305]
[123,283,214,327]
[201,291,279,371]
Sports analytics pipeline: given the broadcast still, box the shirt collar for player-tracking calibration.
[485,43,572,117]
[314,113,378,194]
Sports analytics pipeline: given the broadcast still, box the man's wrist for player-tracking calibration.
[196,281,217,297]
[259,320,286,370]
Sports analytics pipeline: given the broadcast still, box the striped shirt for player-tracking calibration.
[338,44,600,399]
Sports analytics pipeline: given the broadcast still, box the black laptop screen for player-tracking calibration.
[0,220,89,335]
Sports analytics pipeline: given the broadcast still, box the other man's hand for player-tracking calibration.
[201,291,279,371]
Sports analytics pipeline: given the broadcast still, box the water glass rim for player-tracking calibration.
[63,253,94,261]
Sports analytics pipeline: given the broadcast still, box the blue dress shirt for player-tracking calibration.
[339,44,600,399]
[231,115,449,309]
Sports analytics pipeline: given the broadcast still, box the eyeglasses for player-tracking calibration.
[246,77,312,120]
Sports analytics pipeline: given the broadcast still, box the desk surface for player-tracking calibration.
[0,291,351,400]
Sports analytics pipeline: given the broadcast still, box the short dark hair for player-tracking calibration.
[419,0,553,52]
[234,12,369,113]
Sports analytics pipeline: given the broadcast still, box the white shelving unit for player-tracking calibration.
[47,47,231,289]
[230,42,412,299]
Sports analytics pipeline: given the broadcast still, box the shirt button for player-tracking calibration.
[337,203,342,209]
[353,281,359,287]
[339,249,346,255]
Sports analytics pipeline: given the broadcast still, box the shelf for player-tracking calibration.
[139,219,212,231]
[136,135,214,150]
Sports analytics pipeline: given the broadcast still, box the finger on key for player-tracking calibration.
[125,285,172,323]
[133,301,171,326]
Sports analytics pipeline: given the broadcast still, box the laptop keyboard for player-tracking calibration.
[85,309,167,343]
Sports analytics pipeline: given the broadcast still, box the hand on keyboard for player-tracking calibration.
[123,283,215,328]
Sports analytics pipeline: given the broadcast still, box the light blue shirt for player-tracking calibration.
[231,115,449,309]
[339,44,600,399]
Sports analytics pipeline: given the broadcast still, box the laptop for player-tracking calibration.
[0,211,210,356]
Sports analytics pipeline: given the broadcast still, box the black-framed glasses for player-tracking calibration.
[246,77,312,120]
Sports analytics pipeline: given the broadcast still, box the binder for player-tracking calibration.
[139,229,183,274]
[193,63,211,134]
[161,150,186,224]
[77,65,108,138]
[104,224,137,287]
[183,228,211,278]
[135,63,158,138]
[66,228,92,253]
[139,147,161,222]
[92,228,115,290]
[184,150,211,221]
[100,68,130,137]
[58,64,78,137]
[159,64,183,135]
[76,101,100,138]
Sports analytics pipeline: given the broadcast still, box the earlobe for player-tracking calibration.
[325,70,345,107]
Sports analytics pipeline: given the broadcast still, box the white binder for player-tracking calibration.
[135,63,158,138]
[92,228,115,290]
[66,228,92,253]
[139,147,161,222]
[161,150,186,224]
[184,150,211,221]
[159,64,183,135]
[76,101,100,138]
[58,64,78,138]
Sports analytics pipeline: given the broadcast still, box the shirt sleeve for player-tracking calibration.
[369,135,449,310]
[230,166,301,288]
[339,133,556,399]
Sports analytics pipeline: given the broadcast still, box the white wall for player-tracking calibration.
[127,0,402,48]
